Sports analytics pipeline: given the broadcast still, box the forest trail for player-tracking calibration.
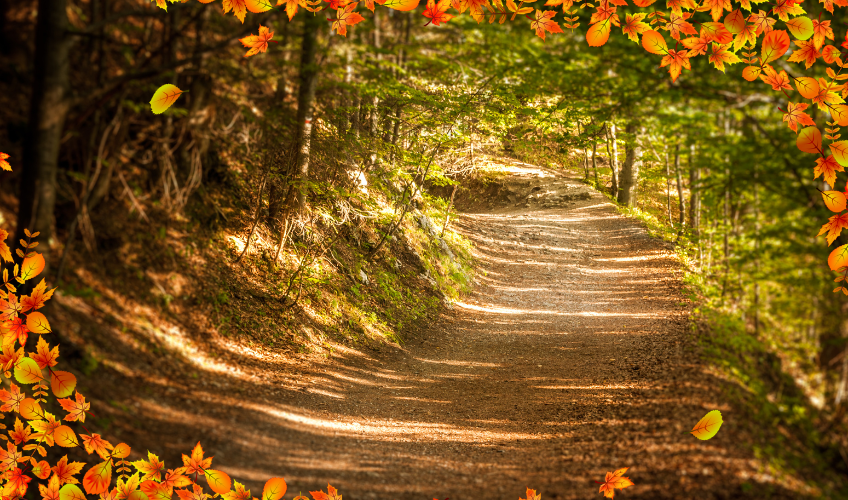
[192,161,789,500]
[123,162,791,500]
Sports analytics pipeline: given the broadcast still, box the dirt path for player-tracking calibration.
[83,163,804,499]
[174,163,795,500]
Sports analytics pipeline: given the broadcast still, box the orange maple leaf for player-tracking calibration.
[223,0,248,23]
[543,0,574,12]
[815,155,845,189]
[132,452,165,482]
[663,12,696,40]
[783,102,816,133]
[39,473,60,500]
[176,485,209,500]
[758,65,791,92]
[733,23,757,51]
[0,293,21,322]
[8,417,31,445]
[329,3,365,37]
[0,383,24,412]
[597,467,634,498]
[160,468,192,493]
[708,42,740,72]
[21,279,56,313]
[701,0,729,21]
[52,455,86,486]
[276,0,307,19]
[240,26,274,57]
[0,441,21,471]
[0,228,11,264]
[531,10,563,40]
[520,488,541,500]
[660,48,691,81]
[788,39,821,69]
[0,153,10,172]
[621,13,649,43]
[423,0,453,25]
[222,481,251,500]
[182,442,213,475]
[819,213,848,245]
[81,433,113,458]
[747,10,775,35]
[681,29,710,57]
[30,336,58,369]
[2,317,29,347]
[309,484,341,500]
[812,19,834,50]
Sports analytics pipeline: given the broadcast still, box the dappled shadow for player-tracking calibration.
[52,168,817,499]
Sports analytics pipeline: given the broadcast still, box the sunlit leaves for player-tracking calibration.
[20,397,44,420]
[664,12,697,40]
[822,190,847,212]
[59,484,86,500]
[205,470,232,495]
[50,370,77,398]
[785,16,813,40]
[27,311,52,334]
[423,0,453,25]
[309,484,342,500]
[829,244,848,271]
[761,29,790,63]
[795,76,819,99]
[642,29,668,54]
[723,9,745,33]
[133,452,165,482]
[14,357,43,384]
[239,26,274,57]
[597,467,633,498]
[276,0,306,20]
[0,153,10,172]
[83,462,112,495]
[262,479,287,500]
[379,0,421,11]
[150,85,186,115]
[796,126,822,154]
[586,17,612,46]
[54,426,80,448]
[20,253,45,282]
[783,102,815,133]
[53,456,85,486]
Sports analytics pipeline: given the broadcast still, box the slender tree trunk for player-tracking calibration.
[294,13,323,213]
[17,0,71,267]
[605,123,618,197]
[688,143,700,238]
[753,162,760,335]
[591,139,599,187]
[665,150,672,224]
[721,163,730,298]
[616,122,641,207]
[674,143,685,227]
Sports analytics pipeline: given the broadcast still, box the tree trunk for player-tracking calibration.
[616,123,641,207]
[665,150,672,224]
[17,0,71,267]
[674,143,685,227]
[294,13,323,213]
[605,123,618,198]
[591,139,599,187]
[688,143,700,238]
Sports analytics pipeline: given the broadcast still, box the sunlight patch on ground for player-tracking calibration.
[249,402,557,443]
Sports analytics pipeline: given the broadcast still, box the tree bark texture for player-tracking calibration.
[294,13,323,213]
[616,123,641,207]
[17,0,72,267]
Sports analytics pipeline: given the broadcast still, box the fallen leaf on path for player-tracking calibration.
[690,410,723,440]
[596,467,633,498]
